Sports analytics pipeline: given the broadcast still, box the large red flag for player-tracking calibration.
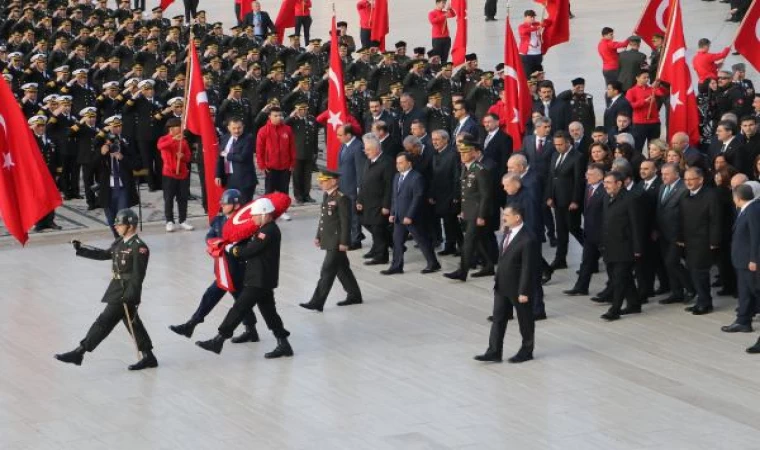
[533,0,569,54]
[0,81,62,245]
[160,0,175,10]
[733,0,760,72]
[239,0,252,23]
[324,15,348,170]
[185,43,222,224]
[633,0,670,49]
[450,0,468,65]
[658,0,700,145]
[494,14,531,150]
[370,0,389,50]
[274,0,298,42]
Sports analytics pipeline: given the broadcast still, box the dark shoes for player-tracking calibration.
[721,323,753,333]
[659,296,685,305]
[685,305,713,315]
[591,296,610,304]
[534,312,547,321]
[196,335,226,354]
[364,258,388,266]
[620,307,641,316]
[169,321,198,338]
[265,337,294,359]
[508,350,533,363]
[421,263,441,274]
[474,352,502,362]
[541,270,553,285]
[380,267,403,275]
[443,270,467,281]
[746,338,760,354]
[348,243,362,251]
[128,351,158,371]
[299,302,324,312]
[563,288,588,296]
[337,298,363,306]
[231,326,260,343]
[549,260,568,270]
[601,312,620,321]
[471,268,495,278]
[54,345,85,366]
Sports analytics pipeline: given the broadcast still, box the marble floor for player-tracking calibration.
[2,0,760,448]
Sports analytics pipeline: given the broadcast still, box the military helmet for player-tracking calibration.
[220,189,242,205]
[114,208,139,226]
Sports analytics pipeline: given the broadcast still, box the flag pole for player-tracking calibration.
[176,31,193,175]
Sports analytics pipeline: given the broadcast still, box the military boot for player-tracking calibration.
[168,320,198,338]
[128,350,158,370]
[196,334,226,354]
[54,345,85,366]
[264,337,294,359]
[231,325,259,343]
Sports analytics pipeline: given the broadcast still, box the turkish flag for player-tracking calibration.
[533,0,569,54]
[160,0,175,10]
[321,15,349,170]
[658,0,700,145]
[633,0,670,49]
[488,15,531,151]
[734,0,760,72]
[450,0,468,65]
[370,0,389,50]
[239,0,252,23]
[274,0,298,42]
[185,43,222,224]
[0,80,62,245]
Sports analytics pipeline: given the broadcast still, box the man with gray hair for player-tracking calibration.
[615,132,635,147]
[430,129,463,255]
[357,133,395,265]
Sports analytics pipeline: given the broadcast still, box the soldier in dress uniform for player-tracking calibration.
[123,79,165,190]
[300,170,364,312]
[70,106,101,210]
[216,83,252,129]
[29,115,62,231]
[426,62,460,110]
[19,82,41,119]
[465,71,500,124]
[66,68,97,118]
[370,50,403,97]
[286,101,319,204]
[403,59,429,110]
[557,77,596,137]
[95,81,125,121]
[55,208,158,371]
[425,91,452,134]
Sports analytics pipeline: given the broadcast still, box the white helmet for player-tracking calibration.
[251,198,275,216]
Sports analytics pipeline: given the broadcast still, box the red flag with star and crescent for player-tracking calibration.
[450,0,468,65]
[488,14,531,150]
[0,79,62,245]
[185,42,222,224]
[633,0,670,49]
[533,0,569,54]
[323,14,348,170]
[370,0,389,50]
[657,0,700,145]
[733,0,760,72]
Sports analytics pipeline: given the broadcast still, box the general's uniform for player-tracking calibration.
[459,158,495,276]
[286,113,319,202]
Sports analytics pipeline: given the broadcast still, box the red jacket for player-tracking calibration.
[429,9,456,39]
[692,47,731,83]
[158,134,192,179]
[256,121,296,171]
[517,20,551,55]
[357,0,372,29]
[625,84,667,124]
[295,0,311,17]
[598,38,629,71]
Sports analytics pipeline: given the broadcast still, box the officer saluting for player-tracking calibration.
[300,170,363,312]
[55,209,158,371]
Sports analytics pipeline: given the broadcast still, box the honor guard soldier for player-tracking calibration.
[300,170,364,312]
[55,208,158,371]
[557,78,596,137]
[444,141,495,282]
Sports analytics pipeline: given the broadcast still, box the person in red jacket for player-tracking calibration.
[257,107,296,197]
[518,10,551,80]
[597,27,629,86]
[357,0,373,49]
[158,118,194,232]
[692,38,731,84]
[625,71,667,152]
[295,0,312,43]
[429,0,456,64]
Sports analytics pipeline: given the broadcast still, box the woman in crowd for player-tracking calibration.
[589,142,613,171]
[647,139,668,170]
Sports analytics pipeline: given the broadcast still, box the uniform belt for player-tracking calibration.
[112,272,132,280]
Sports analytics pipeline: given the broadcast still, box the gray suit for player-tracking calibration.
[338,137,367,245]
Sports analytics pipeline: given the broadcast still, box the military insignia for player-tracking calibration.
[138,247,148,254]
[257,232,266,240]
[328,201,336,206]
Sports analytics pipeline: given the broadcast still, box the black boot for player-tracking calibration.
[168,320,198,338]
[264,337,294,359]
[231,325,260,343]
[128,350,158,370]
[54,345,85,366]
[196,334,227,354]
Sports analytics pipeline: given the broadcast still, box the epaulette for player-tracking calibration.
[60,87,69,93]
[70,124,79,131]
[48,117,57,124]
[126,99,134,106]
[24,69,31,74]
[116,95,123,100]
[97,131,105,138]
[96,95,103,101]
[47,81,56,87]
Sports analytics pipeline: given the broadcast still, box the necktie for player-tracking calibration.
[537,138,544,154]
[721,143,728,153]
[484,133,493,148]
[661,184,672,202]
[398,174,405,191]
[225,137,235,174]
[586,185,594,203]
[556,152,565,168]
[501,229,512,254]
[543,102,550,118]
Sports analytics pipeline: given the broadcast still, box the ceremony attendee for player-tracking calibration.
[96,116,139,237]
[428,0,456,64]
[55,209,157,371]
[286,102,319,204]
[430,129,463,256]
[157,117,194,232]
[215,118,257,204]
[518,9,550,77]
[357,133,395,265]
[603,81,633,130]
[533,81,571,135]
[337,124,367,249]
[598,28,629,85]
[626,71,666,152]
[692,38,731,84]
[257,107,295,210]
[633,160,665,301]
[617,36,647,92]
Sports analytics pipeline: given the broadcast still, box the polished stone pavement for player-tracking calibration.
[2,0,760,449]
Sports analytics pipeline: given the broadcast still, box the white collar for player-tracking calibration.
[507,222,524,237]
[345,136,356,146]
[741,198,756,212]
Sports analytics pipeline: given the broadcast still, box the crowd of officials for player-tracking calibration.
[8,0,760,367]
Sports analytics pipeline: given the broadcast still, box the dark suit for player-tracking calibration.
[482,129,514,185]
[571,135,591,157]
[601,189,642,315]
[521,134,557,240]
[617,49,647,91]
[632,177,666,298]
[216,133,257,203]
[731,201,760,325]
[357,153,395,261]
[486,226,539,358]
[603,95,633,130]
[505,188,546,316]
[655,179,694,298]
[243,11,276,39]
[679,186,721,308]
[389,170,439,271]
[338,137,367,245]
[708,136,743,168]
[532,99,572,134]
[452,116,480,142]
[545,149,585,263]
[379,134,404,158]
[572,183,605,292]
[431,145,463,251]
[398,107,425,138]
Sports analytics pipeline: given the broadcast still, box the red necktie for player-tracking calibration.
[501,229,512,254]
[537,138,544,154]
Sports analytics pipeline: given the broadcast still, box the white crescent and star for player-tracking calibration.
[196,91,208,105]
[231,203,256,225]
[0,112,12,170]
[755,15,760,42]
[655,0,669,32]
[327,110,344,131]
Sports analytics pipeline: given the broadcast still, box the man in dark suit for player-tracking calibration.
[564,163,606,295]
[365,98,401,142]
[430,129,463,255]
[545,131,585,269]
[215,118,257,204]
[670,131,708,172]
[568,122,591,156]
[721,184,760,333]
[398,94,425,139]
[678,167,722,315]
[357,134,395,265]
[655,163,695,304]
[451,100,480,142]
[381,152,441,275]
[603,81,633,130]
[482,113,513,182]
[474,203,538,363]
[708,120,743,167]
[243,1,276,41]
[372,120,404,159]
[600,171,642,321]
[521,116,557,246]
[632,160,665,301]
[617,37,648,92]
[337,124,367,249]
[532,81,572,133]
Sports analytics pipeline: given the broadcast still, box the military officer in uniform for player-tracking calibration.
[425,91,452,134]
[69,107,101,210]
[29,115,62,231]
[286,101,319,204]
[557,78,596,137]
[55,208,158,371]
[300,170,364,312]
